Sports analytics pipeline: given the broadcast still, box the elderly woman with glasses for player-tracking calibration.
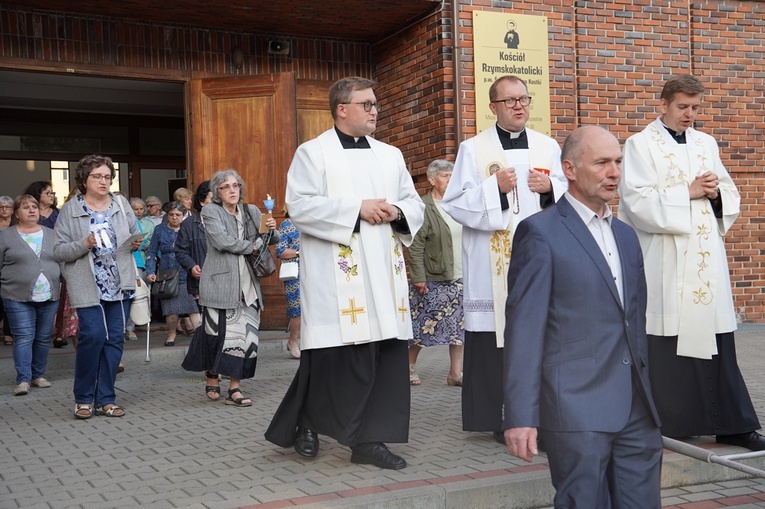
[0,196,12,345]
[144,196,165,226]
[54,154,143,419]
[146,201,200,347]
[182,169,277,405]
[0,196,12,231]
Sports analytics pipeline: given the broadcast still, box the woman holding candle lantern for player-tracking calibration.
[183,169,278,405]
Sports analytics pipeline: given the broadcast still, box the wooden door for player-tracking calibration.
[189,72,297,330]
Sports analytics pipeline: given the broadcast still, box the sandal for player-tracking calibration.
[205,371,220,401]
[74,403,94,419]
[447,373,464,387]
[164,339,175,347]
[225,388,252,407]
[409,364,421,386]
[3,336,12,346]
[96,404,125,417]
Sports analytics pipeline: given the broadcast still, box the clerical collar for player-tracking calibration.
[335,127,371,149]
[496,124,528,150]
[660,121,687,144]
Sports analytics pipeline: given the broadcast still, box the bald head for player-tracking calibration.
[561,126,623,216]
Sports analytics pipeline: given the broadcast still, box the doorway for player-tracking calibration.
[0,69,186,200]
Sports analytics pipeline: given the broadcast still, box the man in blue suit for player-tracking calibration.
[502,126,662,508]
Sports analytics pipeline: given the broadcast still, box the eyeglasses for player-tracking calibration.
[341,101,382,112]
[0,205,11,210]
[492,96,532,108]
[147,203,161,208]
[218,183,241,192]
[89,173,113,182]
[43,191,54,196]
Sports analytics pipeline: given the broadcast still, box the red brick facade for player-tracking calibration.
[1,1,763,321]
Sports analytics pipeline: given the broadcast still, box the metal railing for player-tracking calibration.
[663,436,765,479]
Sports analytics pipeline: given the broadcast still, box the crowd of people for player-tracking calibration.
[2,72,762,507]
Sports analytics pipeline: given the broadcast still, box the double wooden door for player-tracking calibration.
[188,72,332,329]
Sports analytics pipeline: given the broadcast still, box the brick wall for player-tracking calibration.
[372,13,456,193]
[445,0,765,322]
[1,2,763,321]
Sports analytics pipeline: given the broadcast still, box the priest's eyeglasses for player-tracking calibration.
[342,101,382,112]
[492,96,532,108]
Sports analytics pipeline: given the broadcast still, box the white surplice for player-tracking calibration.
[285,129,424,350]
[441,126,567,336]
[620,117,740,359]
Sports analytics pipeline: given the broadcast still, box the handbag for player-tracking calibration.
[279,260,298,281]
[244,205,277,278]
[130,275,151,325]
[151,268,180,299]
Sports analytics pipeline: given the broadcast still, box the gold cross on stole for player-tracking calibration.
[398,298,408,321]
[341,298,366,325]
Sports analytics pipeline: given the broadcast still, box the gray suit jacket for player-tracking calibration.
[502,195,660,433]
[198,202,277,310]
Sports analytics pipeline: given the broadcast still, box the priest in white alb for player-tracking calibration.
[620,74,764,451]
[265,77,424,469]
[441,75,567,444]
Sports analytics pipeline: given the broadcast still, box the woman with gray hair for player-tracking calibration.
[407,159,465,386]
[124,197,155,341]
[0,195,12,345]
[146,201,199,346]
[182,169,277,405]
[0,196,12,231]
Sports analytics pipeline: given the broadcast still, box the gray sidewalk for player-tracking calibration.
[1,326,765,509]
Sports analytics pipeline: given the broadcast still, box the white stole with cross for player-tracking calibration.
[645,119,718,359]
[319,131,412,344]
[472,128,516,347]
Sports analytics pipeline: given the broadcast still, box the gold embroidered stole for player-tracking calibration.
[473,128,515,347]
[646,120,718,359]
[319,131,410,344]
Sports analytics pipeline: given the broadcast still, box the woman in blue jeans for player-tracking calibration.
[0,194,61,396]
[54,154,142,419]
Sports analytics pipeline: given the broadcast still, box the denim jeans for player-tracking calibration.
[73,299,130,407]
[3,299,58,385]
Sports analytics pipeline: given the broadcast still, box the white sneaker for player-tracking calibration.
[31,378,52,388]
[14,382,29,395]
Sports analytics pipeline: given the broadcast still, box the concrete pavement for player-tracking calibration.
[2,325,765,509]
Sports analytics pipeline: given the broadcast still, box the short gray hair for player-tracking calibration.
[0,195,12,206]
[130,197,147,209]
[145,195,162,206]
[210,169,246,205]
[426,159,454,179]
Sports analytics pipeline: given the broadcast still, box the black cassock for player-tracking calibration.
[648,332,760,437]
[266,338,410,447]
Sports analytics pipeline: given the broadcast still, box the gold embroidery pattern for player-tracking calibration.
[340,298,366,325]
[650,124,715,307]
[490,230,512,277]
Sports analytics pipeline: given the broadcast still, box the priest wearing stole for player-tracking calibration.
[620,74,765,450]
[265,77,424,470]
[441,75,567,443]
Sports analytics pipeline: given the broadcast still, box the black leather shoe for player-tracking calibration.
[350,442,407,470]
[294,427,319,457]
[493,431,506,445]
[716,431,765,451]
